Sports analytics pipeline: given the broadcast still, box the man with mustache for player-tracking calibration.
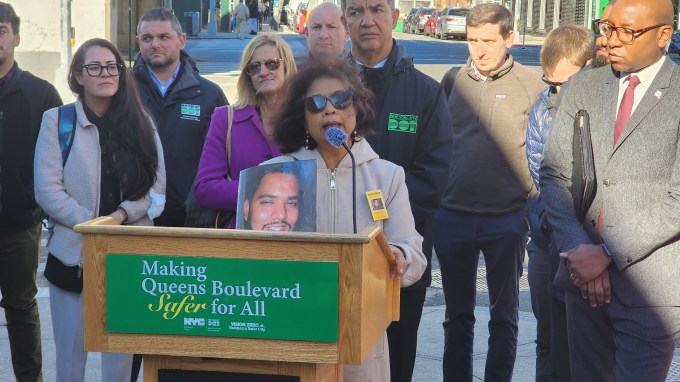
[343,0,453,379]
[243,170,300,231]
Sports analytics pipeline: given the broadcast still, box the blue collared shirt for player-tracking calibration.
[147,62,181,96]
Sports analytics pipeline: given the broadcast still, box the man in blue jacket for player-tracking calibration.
[344,0,453,380]
[0,2,62,380]
[525,24,594,382]
[133,7,228,228]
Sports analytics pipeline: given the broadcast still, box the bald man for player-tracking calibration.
[305,2,348,59]
[592,0,616,68]
[540,0,680,380]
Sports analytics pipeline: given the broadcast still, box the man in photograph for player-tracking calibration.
[242,170,301,231]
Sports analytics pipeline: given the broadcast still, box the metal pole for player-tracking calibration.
[208,0,217,35]
[129,0,132,64]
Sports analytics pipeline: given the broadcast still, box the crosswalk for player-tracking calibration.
[430,268,530,292]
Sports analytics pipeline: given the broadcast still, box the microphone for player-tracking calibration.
[325,127,357,234]
[325,127,347,149]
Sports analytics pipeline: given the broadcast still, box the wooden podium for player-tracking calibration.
[74,217,400,381]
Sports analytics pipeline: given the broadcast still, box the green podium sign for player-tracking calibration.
[106,254,339,342]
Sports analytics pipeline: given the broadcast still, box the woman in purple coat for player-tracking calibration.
[194,33,297,227]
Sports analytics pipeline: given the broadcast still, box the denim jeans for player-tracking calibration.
[434,208,527,382]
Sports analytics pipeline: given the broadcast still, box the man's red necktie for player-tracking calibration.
[613,75,641,145]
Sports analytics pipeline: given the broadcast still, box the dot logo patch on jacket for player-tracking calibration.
[387,113,418,134]
[180,103,201,121]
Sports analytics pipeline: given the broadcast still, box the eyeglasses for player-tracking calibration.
[598,22,666,44]
[81,63,124,77]
[541,75,565,88]
[245,58,282,76]
[302,90,353,113]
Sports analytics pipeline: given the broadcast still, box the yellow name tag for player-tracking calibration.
[366,190,388,221]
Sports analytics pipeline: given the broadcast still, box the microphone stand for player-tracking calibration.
[341,142,357,234]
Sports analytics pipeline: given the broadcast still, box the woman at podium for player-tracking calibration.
[269,58,426,380]
[34,38,166,381]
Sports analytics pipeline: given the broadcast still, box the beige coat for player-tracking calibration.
[34,99,166,266]
[266,138,426,380]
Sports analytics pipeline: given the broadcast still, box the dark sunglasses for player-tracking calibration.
[302,90,353,113]
[541,75,565,88]
[245,58,282,76]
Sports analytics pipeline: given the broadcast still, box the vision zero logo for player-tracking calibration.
[183,317,205,328]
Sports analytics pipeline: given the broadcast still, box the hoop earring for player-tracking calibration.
[304,133,311,149]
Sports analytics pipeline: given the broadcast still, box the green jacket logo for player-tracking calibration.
[388,113,418,134]
[181,104,201,117]
[180,104,201,122]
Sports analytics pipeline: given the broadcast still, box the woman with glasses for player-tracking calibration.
[267,58,426,380]
[34,38,165,381]
[194,33,296,228]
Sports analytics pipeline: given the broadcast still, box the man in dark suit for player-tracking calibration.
[540,0,680,380]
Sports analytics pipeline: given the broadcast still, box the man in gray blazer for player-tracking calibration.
[540,0,680,380]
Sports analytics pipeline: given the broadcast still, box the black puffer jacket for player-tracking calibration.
[0,64,62,233]
[354,41,454,290]
[133,51,228,226]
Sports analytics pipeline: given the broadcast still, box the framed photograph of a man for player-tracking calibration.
[236,160,317,232]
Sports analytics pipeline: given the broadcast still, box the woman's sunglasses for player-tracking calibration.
[245,58,282,76]
[302,91,354,113]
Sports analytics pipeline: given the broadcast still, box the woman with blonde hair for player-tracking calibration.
[194,33,296,227]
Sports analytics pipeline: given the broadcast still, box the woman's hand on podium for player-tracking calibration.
[109,208,128,225]
[389,245,407,279]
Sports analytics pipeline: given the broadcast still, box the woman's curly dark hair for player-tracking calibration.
[273,57,374,153]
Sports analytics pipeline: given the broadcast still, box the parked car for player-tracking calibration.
[410,7,436,34]
[436,6,469,40]
[403,7,419,33]
[669,31,680,54]
[423,10,441,37]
